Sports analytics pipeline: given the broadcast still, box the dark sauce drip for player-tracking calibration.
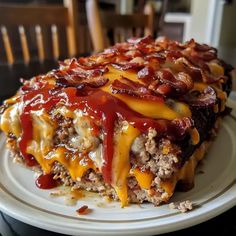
[36,174,58,189]
[9,36,232,189]
[18,85,180,184]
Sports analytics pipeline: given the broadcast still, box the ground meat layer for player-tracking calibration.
[7,135,209,206]
[51,162,169,205]
[4,115,220,205]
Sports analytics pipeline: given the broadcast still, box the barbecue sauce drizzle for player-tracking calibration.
[19,85,175,184]
[16,36,227,188]
[36,173,58,189]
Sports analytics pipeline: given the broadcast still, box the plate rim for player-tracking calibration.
[0,98,236,235]
[0,181,236,236]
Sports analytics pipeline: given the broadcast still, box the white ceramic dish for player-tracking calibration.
[0,100,235,236]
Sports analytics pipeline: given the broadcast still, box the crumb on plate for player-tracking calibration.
[76,205,91,215]
[169,200,193,213]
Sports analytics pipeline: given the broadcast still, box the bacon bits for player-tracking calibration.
[155,70,193,95]
[112,62,142,71]
[127,35,153,45]
[170,117,194,140]
[111,76,164,102]
[55,68,109,89]
[36,174,58,189]
[184,86,217,107]
[76,205,90,215]
[56,35,230,94]
[137,66,155,82]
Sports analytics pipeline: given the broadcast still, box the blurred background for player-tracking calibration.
[0,0,235,63]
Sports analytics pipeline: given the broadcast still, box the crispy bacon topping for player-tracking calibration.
[2,36,233,203]
[183,86,217,107]
[53,36,233,102]
[58,36,232,92]
[20,35,233,106]
[112,62,142,71]
[76,205,89,215]
[56,76,109,89]
[170,117,194,140]
[53,62,109,89]
[127,35,153,45]
[137,66,155,83]
[111,76,164,102]
[145,53,165,64]
[155,69,194,95]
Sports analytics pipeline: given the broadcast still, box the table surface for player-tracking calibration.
[0,48,236,235]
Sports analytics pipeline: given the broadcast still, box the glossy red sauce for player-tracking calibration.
[19,114,37,166]
[35,173,58,189]
[15,36,225,188]
[76,205,89,215]
[18,84,172,183]
[19,84,61,167]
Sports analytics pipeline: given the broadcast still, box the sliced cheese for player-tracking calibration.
[27,110,56,172]
[208,62,224,77]
[112,122,140,207]
[0,104,21,137]
[4,94,20,105]
[47,146,95,180]
[101,66,191,120]
[194,82,227,112]
[131,168,154,190]
[26,110,96,180]
[160,141,208,200]
[189,128,200,145]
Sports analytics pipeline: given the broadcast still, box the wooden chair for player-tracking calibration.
[155,0,168,36]
[0,0,79,65]
[86,0,155,52]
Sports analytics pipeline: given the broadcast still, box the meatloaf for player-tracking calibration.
[0,36,234,207]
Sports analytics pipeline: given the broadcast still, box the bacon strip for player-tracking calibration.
[183,86,217,107]
[111,76,164,102]
[169,117,194,140]
[155,69,194,95]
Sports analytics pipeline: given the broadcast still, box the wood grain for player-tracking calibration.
[0,5,68,26]
[86,0,154,52]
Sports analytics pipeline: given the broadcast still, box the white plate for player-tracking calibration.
[0,100,236,236]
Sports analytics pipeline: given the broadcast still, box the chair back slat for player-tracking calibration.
[0,0,79,65]
[113,28,120,44]
[135,28,142,38]
[1,26,14,65]
[119,28,126,43]
[64,0,79,57]
[35,25,45,62]
[0,5,69,26]
[51,25,59,60]
[19,25,30,64]
[144,2,154,37]
[126,28,133,39]
[86,0,155,52]
[86,0,105,52]
[101,14,148,29]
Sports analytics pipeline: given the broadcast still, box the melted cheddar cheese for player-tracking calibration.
[131,168,154,190]
[112,122,140,207]
[194,82,227,112]
[0,104,21,137]
[160,141,208,200]
[26,110,97,181]
[0,50,228,207]
[102,66,192,120]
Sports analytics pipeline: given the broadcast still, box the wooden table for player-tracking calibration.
[0,60,59,104]
[0,51,236,235]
